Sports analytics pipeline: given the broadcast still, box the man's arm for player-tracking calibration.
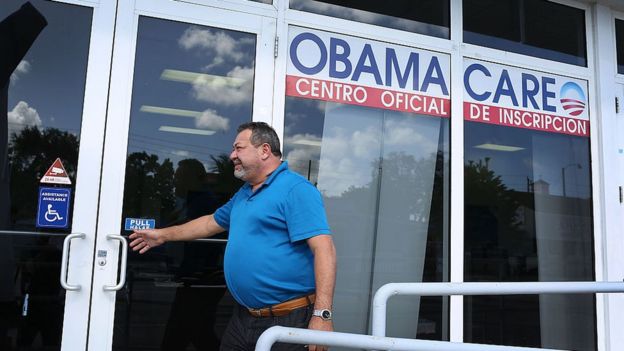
[129,214,225,254]
[306,234,336,351]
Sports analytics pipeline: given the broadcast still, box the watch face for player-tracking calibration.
[321,310,331,319]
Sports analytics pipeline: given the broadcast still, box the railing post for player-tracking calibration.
[372,283,395,337]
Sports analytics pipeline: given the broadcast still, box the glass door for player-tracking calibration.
[0,0,115,350]
[88,0,276,349]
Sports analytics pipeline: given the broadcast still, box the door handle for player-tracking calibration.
[60,232,86,291]
[103,234,128,291]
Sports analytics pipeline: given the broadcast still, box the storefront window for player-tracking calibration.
[463,59,595,350]
[463,0,587,66]
[284,99,450,341]
[616,19,624,74]
[290,0,449,39]
[284,26,450,343]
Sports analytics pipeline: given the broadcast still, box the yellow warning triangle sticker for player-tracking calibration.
[40,158,72,185]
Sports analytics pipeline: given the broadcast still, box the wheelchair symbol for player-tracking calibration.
[44,204,64,222]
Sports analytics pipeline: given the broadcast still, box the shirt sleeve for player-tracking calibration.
[213,192,236,230]
[285,181,331,242]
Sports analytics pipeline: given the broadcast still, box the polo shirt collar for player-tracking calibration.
[263,161,288,187]
[243,161,289,194]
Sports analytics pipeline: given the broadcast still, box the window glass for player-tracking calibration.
[1,1,92,350]
[284,99,449,343]
[114,16,254,350]
[463,60,595,350]
[290,0,449,39]
[463,0,587,66]
[616,19,624,74]
[1,0,91,233]
[464,123,595,350]
[284,27,450,343]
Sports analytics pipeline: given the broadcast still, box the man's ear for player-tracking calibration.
[260,143,271,160]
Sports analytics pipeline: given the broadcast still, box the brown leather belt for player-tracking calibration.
[248,294,315,317]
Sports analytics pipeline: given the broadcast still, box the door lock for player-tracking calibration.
[97,250,107,266]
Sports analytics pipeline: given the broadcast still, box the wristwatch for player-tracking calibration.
[312,309,333,321]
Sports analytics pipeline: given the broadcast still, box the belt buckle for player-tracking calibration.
[250,308,262,317]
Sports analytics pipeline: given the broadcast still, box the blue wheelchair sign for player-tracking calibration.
[37,187,71,228]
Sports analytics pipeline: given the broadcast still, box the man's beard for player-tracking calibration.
[233,167,246,180]
[233,162,247,180]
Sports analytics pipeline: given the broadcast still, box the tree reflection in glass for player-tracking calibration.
[464,122,595,350]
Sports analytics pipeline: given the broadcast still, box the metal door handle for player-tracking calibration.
[103,234,128,291]
[60,232,86,291]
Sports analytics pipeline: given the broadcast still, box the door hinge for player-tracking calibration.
[616,97,620,114]
[274,36,279,58]
[620,186,623,203]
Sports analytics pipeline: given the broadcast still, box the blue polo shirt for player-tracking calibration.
[213,161,331,308]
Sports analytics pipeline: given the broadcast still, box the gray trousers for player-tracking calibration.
[220,302,312,351]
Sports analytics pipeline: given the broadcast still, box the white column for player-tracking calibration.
[592,4,624,351]
[449,0,465,344]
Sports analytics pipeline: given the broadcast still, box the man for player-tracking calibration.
[129,122,336,351]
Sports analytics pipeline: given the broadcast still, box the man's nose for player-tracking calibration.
[230,150,237,160]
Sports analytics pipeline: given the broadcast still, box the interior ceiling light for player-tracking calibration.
[474,143,524,152]
[291,139,322,147]
[160,69,245,88]
[159,126,215,136]
[140,105,201,118]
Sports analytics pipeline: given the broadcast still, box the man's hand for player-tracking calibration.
[129,229,165,254]
[307,317,333,351]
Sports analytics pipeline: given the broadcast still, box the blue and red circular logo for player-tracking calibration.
[559,82,586,117]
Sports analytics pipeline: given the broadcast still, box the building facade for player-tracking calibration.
[1,0,623,350]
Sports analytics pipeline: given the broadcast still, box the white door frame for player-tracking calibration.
[52,0,117,350]
[87,1,277,349]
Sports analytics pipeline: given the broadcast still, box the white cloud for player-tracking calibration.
[178,27,254,70]
[204,57,225,72]
[289,118,440,197]
[191,66,254,106]
[286,133,322,146]
[285,134,322,163]
[178,28,256,104]
[9,60,31,84]
[7,101,42,137]
[383,118,435,149]
[284,126,381,197]
[315,126,381,196]
[195,109,230,131]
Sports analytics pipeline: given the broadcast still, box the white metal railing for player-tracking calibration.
[255,281,624,351]
[372,281,624,338]
[255,326,562,351]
